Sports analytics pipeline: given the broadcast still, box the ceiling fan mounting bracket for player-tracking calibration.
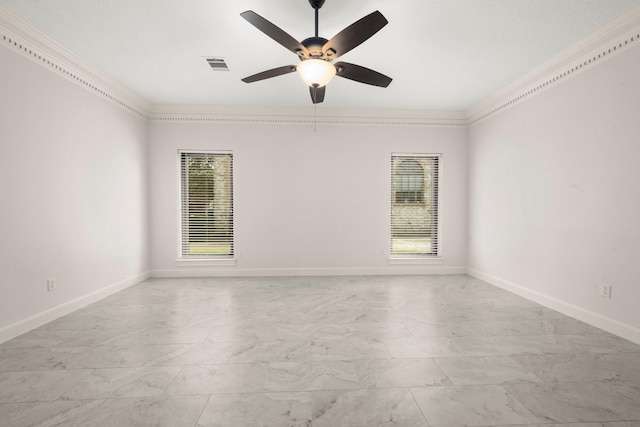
[308,0,326,10]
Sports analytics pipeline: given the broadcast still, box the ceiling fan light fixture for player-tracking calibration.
[297,59,336,87]
[240,5,392,103]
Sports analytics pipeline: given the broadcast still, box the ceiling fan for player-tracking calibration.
[240,0,392,104]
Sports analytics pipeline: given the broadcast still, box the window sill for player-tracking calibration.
[175,258,236,267]
[388,257,443,265]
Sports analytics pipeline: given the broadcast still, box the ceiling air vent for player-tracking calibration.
[205,57,229,71]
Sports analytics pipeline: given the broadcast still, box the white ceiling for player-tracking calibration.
[2,0,640,111]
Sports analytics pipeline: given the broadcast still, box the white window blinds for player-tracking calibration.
[179,151,234,258]
[390,154,439,256]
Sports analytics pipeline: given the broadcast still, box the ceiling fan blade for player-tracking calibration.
[241,10,309,57]
[334,62,392,87]
[241,65,296,83]
[310,85,326,104]
[322,11,388,59]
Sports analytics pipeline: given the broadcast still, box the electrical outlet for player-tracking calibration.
[600,284,612,299]
[47,279,56,292]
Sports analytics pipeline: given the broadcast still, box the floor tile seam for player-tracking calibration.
[399,316,588,324]
[388,355,463,360]
[0,363,169,372]
[450,424,548,427]
[194,394,212,427]
[33,325,193,331]
[433,380,547,387]
[9,343,199,350]
[0,397,129,410]
[380,334,586,343]
[382,348,640,358]
[412,352,631,359]
[15,327,101,334]
[429,354,621,383]
[431,355,527,361]
[199,325,220,345]
[417,357,455,386]
[507,419,640,425]
[407,386,434,427]
[206,337,401,343]
[179,386,420,396]
[53,394,216,401]
[459,382,549,426]
[442,332,616,340]
[482,331,611,338]
[408,383,542,390]
[307,356,394,362]
[164,382,452,397]
[506,352,620,359]
[2,392,105,405]
[306,384,453,392]
[2,342,211,350]
[3,356,535,371]
[262,385,362,393]
[175,358,424,367]
[508,332,633,340]
[379,340,400,362]
[179,362,274,368]
[158,364,186,399]
[17,369,94,404]
[44,341,217,347]
[0,368,94,375]
[0,367,105,373]
[218,358,389,364]
[20,398,112,424]
[505,379,640,387]
[431,357,492,385]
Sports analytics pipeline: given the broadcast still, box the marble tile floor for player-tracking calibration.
[1,275,640,427]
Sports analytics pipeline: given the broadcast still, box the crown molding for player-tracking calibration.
[149,104,467,127]
[0,5,465,129]
[465,4,640,125]
[3,4,640,127]
[0,5,151,118]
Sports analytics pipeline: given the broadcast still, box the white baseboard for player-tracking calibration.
[6,268,636,346]
[151,266,467,278]
[0,271,150,344]
[468,268,640,345]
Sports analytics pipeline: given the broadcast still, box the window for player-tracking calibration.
[179,151,234,259]
[391,154,439,256]
[395,159,424,204]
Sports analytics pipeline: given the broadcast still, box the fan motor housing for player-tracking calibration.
[301,36,333,58]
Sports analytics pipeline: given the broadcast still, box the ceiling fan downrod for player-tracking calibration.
[309,0,326,37]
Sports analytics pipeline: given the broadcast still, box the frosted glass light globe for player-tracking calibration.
[297,59,336,87]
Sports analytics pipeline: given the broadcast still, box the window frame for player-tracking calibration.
[176,150,235,265]
[390,153,441,261]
